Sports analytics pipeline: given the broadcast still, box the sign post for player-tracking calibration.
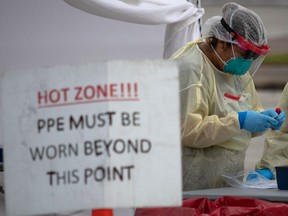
[0,60,181,216]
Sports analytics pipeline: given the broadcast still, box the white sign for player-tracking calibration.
[1,60,181,216]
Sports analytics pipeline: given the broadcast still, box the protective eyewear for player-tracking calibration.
[236,44,260,60]
[221,18,270,58]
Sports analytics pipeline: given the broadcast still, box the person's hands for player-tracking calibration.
[261,109,278,118]
[261,109,286,130]
[272,110,286,130]
[246,169,274,182]
[238,111,278,133]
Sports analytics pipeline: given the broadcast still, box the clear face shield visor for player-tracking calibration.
[220,18,270,77]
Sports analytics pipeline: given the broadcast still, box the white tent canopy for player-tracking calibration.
[63,0,204,58]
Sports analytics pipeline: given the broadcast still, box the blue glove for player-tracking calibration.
[261,109,278,118]
[273,110,286,130]
[256,169,274,179]
[246,169,274,181]
[261,109,286,130]
[238,111,278,133]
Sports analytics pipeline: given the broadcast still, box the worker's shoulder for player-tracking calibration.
[170,42,200,59]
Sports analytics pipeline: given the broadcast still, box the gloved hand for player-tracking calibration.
[261,109,278,118]
[261,109,286,130]
[273,110,286,130]
[238,111,278,133]
[256,169,274,180]
[246,169,274,182]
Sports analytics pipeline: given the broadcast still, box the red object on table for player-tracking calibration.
[91,209,113,216]
[135,196,288,216]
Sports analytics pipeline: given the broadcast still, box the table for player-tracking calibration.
[183,187,288,202]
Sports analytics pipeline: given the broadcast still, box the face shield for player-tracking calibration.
[220,18,270,78]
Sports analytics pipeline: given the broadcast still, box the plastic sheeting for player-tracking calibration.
[135,196,288,216]
[62,0,204,58]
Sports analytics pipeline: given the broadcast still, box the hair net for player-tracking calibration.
[202,2,268,46]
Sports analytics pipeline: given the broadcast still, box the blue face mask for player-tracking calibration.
[223,57,253,75]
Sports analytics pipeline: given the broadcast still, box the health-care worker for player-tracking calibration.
[255,83,288,178]
[170,2,286,190]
